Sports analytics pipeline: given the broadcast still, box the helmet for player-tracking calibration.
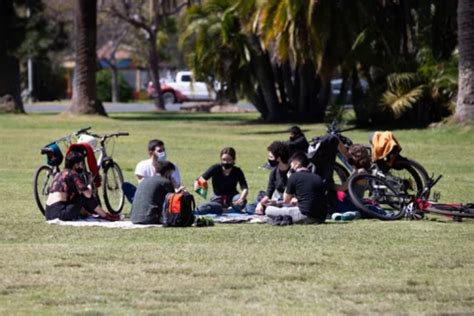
[78,134,97,150]
[65,151,85,169]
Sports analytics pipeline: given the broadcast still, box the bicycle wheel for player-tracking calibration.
[348,174,406,220]
[387,160,424,197]
[33,165,54,216]
[102,162,125,214]
[426,203,474,219]
[333,162,350,186]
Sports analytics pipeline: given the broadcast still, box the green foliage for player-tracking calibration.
[96,69,134,102]
[381,73,425,119]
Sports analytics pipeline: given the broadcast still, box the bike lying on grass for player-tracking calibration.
[315,121,430,197]
[347,172,474,221]
[33,127,129,216]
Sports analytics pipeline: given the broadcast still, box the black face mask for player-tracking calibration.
[289,136,295,141]
[221,163,234,170]
[268,159,278,167]
[76,168,84,174]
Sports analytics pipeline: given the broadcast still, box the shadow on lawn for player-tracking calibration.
[110,112,258,123]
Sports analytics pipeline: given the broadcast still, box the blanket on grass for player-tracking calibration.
[47,214,267,228]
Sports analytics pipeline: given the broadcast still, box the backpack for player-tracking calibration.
[162,191,196,227]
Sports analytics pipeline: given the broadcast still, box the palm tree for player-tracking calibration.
[0,0,25,113]
[68,0,106,115]
[454,0,474,122]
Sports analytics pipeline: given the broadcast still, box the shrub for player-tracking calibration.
[96,69,134,102]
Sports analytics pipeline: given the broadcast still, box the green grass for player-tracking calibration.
[0,112,473,315]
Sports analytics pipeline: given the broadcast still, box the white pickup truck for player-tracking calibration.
[147,71,216,104]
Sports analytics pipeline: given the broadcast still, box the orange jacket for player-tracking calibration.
[371,131,401,162]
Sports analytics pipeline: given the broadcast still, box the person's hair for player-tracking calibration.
[65,151,84,169]
[349,144,371,170]
[152,158,175,175]
[148,139,165,152]
[289,126,303,137]
[267,141,290,163]
[220,147,236,160]
[289,151,309,167]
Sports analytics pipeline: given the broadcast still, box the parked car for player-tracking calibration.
[147,71,216,104]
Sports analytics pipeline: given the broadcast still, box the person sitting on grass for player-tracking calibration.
[287,126,309,156]
[45,151,120,221]
[255,141,291,215]
[194,147,248,214]
[265,151,327,224]
[123,139,181,203]
[131,160,177,224]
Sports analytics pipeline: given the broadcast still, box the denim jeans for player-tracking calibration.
[196,194,246,215]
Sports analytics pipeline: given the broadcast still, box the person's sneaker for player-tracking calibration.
[102,213,121,222]
[267,215,283,226]
[279,215,293,226]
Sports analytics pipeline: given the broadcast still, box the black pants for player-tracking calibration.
[45,195,99,221]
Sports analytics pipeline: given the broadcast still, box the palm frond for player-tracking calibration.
[381,85,425,119]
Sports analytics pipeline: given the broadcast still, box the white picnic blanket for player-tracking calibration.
[47,217,163,229]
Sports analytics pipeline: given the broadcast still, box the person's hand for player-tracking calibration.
[290,197,298,206]
[193,180,199,191]
[233,198,245,206]
[255,202,265,215]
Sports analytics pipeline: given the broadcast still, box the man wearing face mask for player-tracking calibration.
[135,139,181,188]
[194,147,249,214]
[265,151,327,224]
[255,141,290,214]
[131,159,176,224]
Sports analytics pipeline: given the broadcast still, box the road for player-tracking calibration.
[24,101,256,113]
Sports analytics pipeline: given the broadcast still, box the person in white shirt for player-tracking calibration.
[135,139,181,188]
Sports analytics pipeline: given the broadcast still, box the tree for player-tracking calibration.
[109,0,194,110]
[0,0,25,113]
[454,0,474,122]
[67,0,106,115]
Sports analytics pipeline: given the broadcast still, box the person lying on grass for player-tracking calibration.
[45,151,120,221]
[131,160,177,225]
[194,147,249,214]
[255,141,291,215]
[265,151,327,224]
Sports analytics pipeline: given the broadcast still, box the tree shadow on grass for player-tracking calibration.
[110,112,259,123]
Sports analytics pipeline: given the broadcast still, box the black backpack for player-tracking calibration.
[162,191,196,227]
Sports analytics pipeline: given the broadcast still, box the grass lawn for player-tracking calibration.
[0,112,473,315]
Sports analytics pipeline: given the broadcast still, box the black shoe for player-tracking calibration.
[267,215,283,226]
[279,215,293,226]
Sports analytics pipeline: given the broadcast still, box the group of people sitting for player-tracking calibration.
[44,126,371,225]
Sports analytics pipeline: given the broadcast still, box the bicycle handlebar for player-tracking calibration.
[76,127,91,135]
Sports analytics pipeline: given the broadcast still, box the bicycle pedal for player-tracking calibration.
[433,191,441,202]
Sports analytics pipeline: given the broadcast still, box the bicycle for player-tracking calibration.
[33,127,129,216]
[75,130,129,214]
[33,127,92,215]
[320,121,430,197]
[405,175,474,221]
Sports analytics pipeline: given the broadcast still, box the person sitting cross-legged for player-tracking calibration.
[194,147,249,215]
[265,151,327,224]
[131,160,176,225]
[45,151,120,221]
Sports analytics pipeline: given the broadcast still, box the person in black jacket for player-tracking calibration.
[287,126,309,155]
[255,141,290,214]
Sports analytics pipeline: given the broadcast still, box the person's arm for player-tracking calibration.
[135,161,145,183]
[193,165,216,191]
[234,169,248,205]
[283,176,297,206]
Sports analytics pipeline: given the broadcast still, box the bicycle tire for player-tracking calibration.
[33,165,54,216]
[102,162,125,214]
[333,162,350,186]
[387,160,424,197]
[348,174,406,220]
[426,203,474,218]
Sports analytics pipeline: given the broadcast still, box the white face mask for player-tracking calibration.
[156,151,167,161]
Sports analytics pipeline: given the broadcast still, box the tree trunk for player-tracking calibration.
[454,0,474,122]
[111,65,119,103]
[68,0,106,115]
[0,0,24,113]
[247,34,284,122]
[148,32,165,110]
